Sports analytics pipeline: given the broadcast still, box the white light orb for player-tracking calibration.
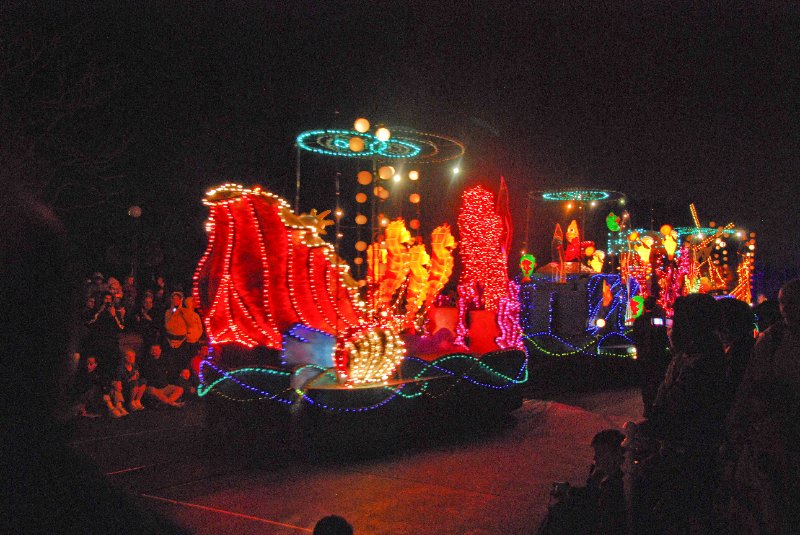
[375,127,391,141]
[354,118,370,133]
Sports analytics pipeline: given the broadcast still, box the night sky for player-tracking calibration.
[4,2,798,292]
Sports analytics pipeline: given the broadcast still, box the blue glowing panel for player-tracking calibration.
[281,323,336,369]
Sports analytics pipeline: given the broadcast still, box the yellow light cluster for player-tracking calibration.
[339,325,405,385]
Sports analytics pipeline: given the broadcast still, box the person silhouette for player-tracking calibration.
[313,515,354,535]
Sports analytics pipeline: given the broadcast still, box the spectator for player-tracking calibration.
[121,275,137,311]
[717,297,756,399]
[183,295,204,354]
[753,298,781,334]
[115,348,147,412]
[724,379,800,534]
[724,279,800,533]
[648,294,727,448]
[141,344,184,408]
[151,275,167,310]
[103,380,128,418]
[86,271,107,299]
[85,291,125,378]
[735,278,800,396]
[175,368,197,402]
[134,293,161,346]
[69,355,103,418]
[107,276,124,305]
[314,515,353,535]
[189,343,208,378]
[630,296,671,418]
[164,291,191,374]
[536,429,626,535]
[634,294,728,533]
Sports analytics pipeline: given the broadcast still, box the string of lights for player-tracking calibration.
[197,351,527,411]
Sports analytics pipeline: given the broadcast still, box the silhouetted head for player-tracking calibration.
[717,297,756,345]
[670,294,722,354]
[753,299,781,333]
[2,188,71,443]
[313,515,353,535]
[591,429,625,474]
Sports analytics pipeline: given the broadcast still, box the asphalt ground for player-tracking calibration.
[68,386,643,534]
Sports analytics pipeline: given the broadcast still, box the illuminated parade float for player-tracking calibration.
[520,190,755,359]
[195,120,527,454]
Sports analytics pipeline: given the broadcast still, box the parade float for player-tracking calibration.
[518,189,640,359]
[518,191,755,360]
[194,121,526,455]
[606,202,756,316]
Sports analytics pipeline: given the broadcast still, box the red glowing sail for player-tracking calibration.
[193,184,366,349]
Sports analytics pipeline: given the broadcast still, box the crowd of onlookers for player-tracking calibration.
[65,272,207,418]
[538,278,800,534]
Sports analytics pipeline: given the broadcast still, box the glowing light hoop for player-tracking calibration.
[672,226,738,237]
[296,128,464,163]
[296,129,422,159]
[541,189,619,202]
[390,129,466,163]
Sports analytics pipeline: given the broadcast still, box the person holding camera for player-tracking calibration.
[84,291,125,379]
[631,296,671,419]
[631,294,728,534]
[537,429,627,535]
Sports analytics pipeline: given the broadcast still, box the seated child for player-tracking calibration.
[70,355,103,418]
[141,343,184,408]
[103,380,127,418]
[175,368,197,403]
[115,348,147,412]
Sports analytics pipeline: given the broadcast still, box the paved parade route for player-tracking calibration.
[70,389,641,534]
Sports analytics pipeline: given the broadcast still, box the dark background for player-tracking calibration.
[3,1,798,296]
